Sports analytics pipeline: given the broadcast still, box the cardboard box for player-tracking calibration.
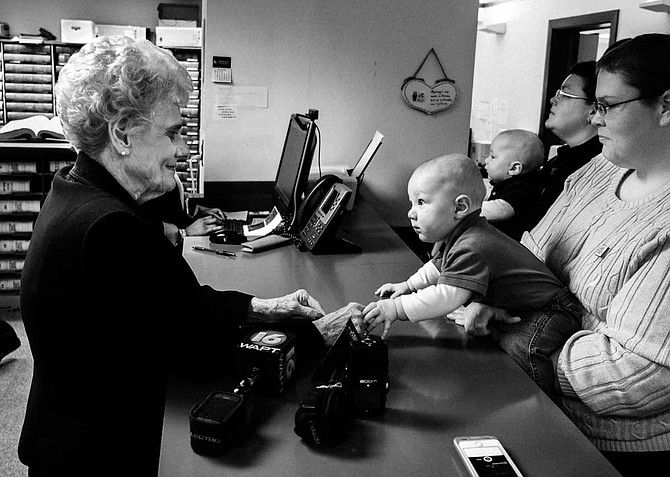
[158,19,197,28]
[96,24,147,41]
[61,19,96,44]
[158,3,199,22]
[156,26,202,47]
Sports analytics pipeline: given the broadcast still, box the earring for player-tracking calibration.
[121,151,127,156]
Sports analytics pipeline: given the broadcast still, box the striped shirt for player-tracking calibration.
[522,154,670,452]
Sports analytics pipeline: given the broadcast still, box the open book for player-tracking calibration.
[0,115,67,141]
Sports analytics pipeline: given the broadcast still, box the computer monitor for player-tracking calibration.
[272,112,317,231]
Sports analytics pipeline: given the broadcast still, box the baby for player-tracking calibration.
[363,154,582,395]
[482,129,544,240]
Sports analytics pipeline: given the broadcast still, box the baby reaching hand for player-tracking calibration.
[363,283,413,339]
[374,281,412,299]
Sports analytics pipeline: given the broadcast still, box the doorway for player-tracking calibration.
[539,10,619,151]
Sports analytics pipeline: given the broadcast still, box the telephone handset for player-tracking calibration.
[298,175,358,254]
[296,174,342,228]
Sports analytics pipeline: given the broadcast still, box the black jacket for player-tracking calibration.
[19,153,321,476]
[517,135,602,234]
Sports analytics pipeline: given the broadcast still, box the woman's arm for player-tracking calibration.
[556,239,670,417]
[523,158,670,417]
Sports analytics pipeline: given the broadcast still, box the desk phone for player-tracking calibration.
[299,180,352,253]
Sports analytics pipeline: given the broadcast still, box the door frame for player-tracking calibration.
[538,10,619,149]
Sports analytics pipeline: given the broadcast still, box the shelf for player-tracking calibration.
[477,22,507,34]
[166,47,202,197]
[0,141,72,149]
[0,41,79,296]
[640,0,670,12]
[0,270,24,276]
[0,233,32,239]
[0,212,39,217]
[0,172,37,176]
[0,41,82,126]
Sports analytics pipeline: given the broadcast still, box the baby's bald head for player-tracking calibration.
[411,154,486,209]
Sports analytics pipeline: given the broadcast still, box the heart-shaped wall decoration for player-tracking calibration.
[402,78,458,115]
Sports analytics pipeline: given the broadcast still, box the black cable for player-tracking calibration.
[314,122,322,179]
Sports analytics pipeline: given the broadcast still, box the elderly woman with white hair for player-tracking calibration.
[18,36,363,477]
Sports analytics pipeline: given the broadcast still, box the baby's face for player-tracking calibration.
[407,171,459,243]
[485,136,517,183]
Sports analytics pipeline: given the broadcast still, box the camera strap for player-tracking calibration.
[311,319,360,384]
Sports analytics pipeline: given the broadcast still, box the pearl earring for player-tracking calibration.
[121,151,127,156]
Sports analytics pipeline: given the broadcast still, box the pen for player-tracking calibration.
[192,246,236,257]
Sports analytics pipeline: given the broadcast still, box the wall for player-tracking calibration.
[0,0,200,39]
[202,0,479,226]
[471,0,670,143]
[2,0,478,227]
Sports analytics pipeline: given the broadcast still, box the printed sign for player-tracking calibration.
[402,79,458,115]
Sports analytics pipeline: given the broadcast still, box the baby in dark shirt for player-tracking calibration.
[481,129,544,240]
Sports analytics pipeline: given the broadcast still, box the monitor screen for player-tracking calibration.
[273,113,317,229]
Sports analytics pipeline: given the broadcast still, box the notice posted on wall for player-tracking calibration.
[216,105,238,120]
[214,86,268,120]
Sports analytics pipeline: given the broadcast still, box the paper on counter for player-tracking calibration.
[243,206,283,238]
[241,234,291,254]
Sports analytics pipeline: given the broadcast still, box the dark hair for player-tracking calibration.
[603,37,631,55]
[596,33,670,103]
[567,61,596,101]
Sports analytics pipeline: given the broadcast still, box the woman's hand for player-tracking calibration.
[461,302,520,336]
[249,289,326,322]
[312,302,366,346]
[185,216,224,236]
[194,205,225,222]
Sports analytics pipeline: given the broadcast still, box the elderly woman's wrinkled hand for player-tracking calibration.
[312,302,366,346]
[249,289,326,322]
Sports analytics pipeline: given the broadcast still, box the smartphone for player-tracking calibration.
[453,436,523,477]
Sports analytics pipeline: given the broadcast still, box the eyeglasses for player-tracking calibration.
[554,89,589,101]
[592,96,649,117]
[141,117,184,143]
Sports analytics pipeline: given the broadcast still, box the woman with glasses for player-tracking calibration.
[463,33,670,476]
[18,36,365,477]
[518,60,602,233]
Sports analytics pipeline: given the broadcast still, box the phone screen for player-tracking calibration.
[456,438,522,477]
[320,188,338,214]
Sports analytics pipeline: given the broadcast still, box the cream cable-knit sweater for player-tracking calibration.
[522,154,670,452]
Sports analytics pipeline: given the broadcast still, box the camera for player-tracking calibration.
[294,373,350,446]
[189,391,246,455]
[235,329,297,395]
[294,320,389,445]
[189,329,297,455]
[347,333,389,417]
